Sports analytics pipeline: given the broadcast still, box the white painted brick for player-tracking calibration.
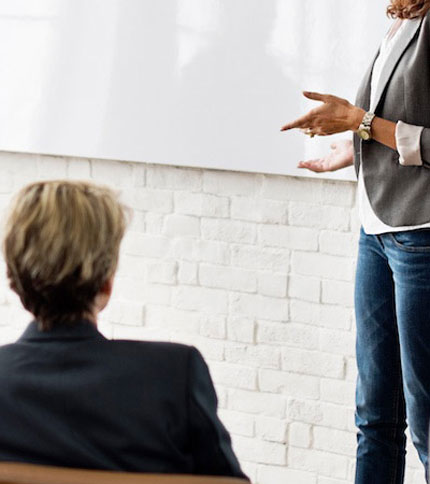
[122,233,171,258]
[258,464,317,484]
[289,422,312,448]
[178,261,198,285]
[210,362,257,390]
[257,321,319,350]
[103,299,145,326]
[262,175,323,203]
[313,426,356,457]
[218,409,255,437]
[5,155,423,483]
[127,210,146,232]
[319,304,353,331]
[200,315,226,339]
[321,180,355,207]
[67,158,91,179]
[145,213,164,234]
[172,286,228,315]
[318,476,350,484]
[192,336,225,362]
[259,369,320,400]
[319,329,355,357]
[320,379,355,406]
[319,230,359,257]
[171,239,230,265]
[229,389,286,418]
[232,436,287,465]
[259,225,318,251]
[91,159,133,187]
[131,163,146,186]
[255,416,288,443]
[257,272,287,298]
[226,317,255,343]
[321,280,354,307]
[350,205,361,233]
[345,357,358,383]
[201,218,256,244]
[230,293,288,321]
[290,300,320,326]
[203,171,260,196]
[199,264,257,293]
[146,165,202,190]
[174,192,229,218]
[145,305,201,334]
[116,254,147,279]
[287,399,324,425]
[225,343,280,369]
[289,274,320,302]
[231,197,288,224]
[37,155,68,179]
[231,245,289,272]
[292,252,355,282]
[288,447,349,480]
[146,261,177,285]
[124,188,173,214]
[163,214,200,237]
[289,202,350,231]
[240,462,257,483]
[281,348,345,379]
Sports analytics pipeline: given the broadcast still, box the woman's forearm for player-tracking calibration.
[369,116,397,150]
[351,107,397,150]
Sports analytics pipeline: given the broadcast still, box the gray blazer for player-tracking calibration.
[354,12,430,227]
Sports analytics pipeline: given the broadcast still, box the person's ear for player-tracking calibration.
[95,276,114,312]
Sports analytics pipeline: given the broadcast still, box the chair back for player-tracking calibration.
[0,463,248,484]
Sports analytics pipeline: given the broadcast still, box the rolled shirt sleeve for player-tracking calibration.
[396,120,424,166]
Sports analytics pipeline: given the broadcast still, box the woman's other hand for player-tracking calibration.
[297,139,354,173]
[281,91,365,136]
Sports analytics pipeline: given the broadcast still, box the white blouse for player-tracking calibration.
[358,17,430,234]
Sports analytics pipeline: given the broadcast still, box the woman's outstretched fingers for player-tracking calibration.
[303,91,328,102]
[281,113,312,131]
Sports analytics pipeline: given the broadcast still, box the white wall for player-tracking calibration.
[0,152,425,484]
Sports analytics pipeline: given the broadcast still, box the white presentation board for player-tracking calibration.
[0,0,390,179]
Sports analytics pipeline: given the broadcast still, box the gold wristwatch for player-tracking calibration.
[357,111,376,141]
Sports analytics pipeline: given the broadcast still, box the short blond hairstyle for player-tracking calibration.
[3,180,127,330]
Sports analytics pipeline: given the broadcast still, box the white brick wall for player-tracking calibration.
[0,152,425,484]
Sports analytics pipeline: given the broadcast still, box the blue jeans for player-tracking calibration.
[355,228,430,484]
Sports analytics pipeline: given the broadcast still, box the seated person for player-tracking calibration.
[0,180,247,479]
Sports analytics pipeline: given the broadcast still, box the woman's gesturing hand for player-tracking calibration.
[297,139,354,173]
[281,91,365,136]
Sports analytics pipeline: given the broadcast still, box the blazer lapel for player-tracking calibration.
[355,50,379,111]
[371,18,423,112]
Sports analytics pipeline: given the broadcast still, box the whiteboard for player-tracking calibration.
[0,0,390,180]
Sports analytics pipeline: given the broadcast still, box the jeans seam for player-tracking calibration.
[390,333,403,484]
[389,233,430,253]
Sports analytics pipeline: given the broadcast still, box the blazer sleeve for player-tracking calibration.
[187,346,248,480]
[420,128,430,167]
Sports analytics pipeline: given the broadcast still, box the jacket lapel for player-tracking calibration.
[371,18,423,112]
[355,50,379,111]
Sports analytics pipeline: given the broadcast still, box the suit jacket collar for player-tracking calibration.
[371,17,423,112]
[18,319,106,342]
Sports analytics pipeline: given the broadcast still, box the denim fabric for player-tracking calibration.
[355,228,430,484]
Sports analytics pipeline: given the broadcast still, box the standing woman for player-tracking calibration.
[281,1,430,483]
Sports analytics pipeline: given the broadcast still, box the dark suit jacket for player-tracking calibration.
[0,320,247,479]
[354,12,430,226]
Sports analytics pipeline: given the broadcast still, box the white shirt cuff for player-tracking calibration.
[396,120,424,166]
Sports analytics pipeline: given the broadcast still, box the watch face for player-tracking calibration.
[358,128,370,141]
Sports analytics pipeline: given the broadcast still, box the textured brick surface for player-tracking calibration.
[0,152,424,483]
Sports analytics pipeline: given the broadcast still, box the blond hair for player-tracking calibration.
[3,180,127,330]
[387,0,430,18]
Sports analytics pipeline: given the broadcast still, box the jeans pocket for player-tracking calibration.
[389,229,430,252]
